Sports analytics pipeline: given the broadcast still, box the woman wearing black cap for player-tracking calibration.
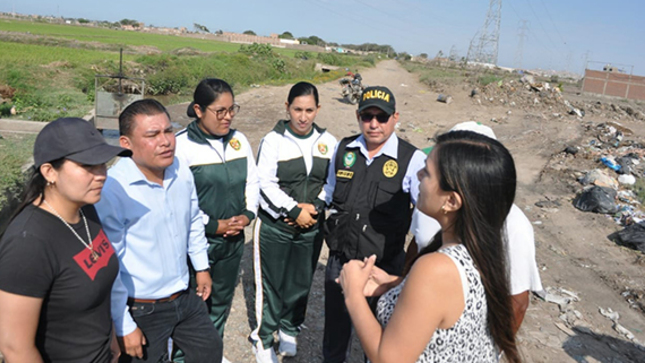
[0,118,131,362]
[174,78,258,362]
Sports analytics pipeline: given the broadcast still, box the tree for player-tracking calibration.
[419,53,428,59]
[193,23,210,33]
[397,52,412,61]
[215,29,223,35]
[119,19,139,27]
[298,35,325,46]
[78,18,90,24]
[279,31,294,39]
[243,30,256,35]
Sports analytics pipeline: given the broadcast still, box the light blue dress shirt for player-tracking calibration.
[318,132,426,206]
[95,157,209,336]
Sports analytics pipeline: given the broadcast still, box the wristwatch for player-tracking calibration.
[195,267,211,273]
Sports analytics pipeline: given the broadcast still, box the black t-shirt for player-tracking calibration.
[0,204,119,363]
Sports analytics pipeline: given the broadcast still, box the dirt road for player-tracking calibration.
[168,60,645,362]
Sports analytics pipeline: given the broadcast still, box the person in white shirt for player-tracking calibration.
[409,121,543,333]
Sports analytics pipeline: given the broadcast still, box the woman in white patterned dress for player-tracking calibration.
[339,131,521,363]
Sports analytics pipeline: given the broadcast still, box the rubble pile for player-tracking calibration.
[472,74,645,122]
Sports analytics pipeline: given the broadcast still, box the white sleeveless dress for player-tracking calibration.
[375,244,499,362]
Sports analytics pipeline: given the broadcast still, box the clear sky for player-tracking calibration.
[4,0,644,75]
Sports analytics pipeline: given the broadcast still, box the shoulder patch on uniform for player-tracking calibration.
[318,143,328,155]
[229,138,241,151]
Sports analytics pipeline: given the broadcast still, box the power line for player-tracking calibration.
[538,0,568,47]
[507,1,558,59]
[525,0,559,51]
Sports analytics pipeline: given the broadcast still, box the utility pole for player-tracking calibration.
[582,50,591,72]
[514,20,528,69]
[467,0,503,65]
[449,45,459,61]
[566,51,573,73]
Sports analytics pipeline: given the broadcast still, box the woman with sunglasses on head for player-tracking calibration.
[0,118,131,362]
[174,78,259,362]
[249,82,337,363]
[339,131,521,363]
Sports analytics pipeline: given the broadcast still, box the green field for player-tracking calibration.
[0,18,375,121]
[0,18,378,213]
[0,19,304,56]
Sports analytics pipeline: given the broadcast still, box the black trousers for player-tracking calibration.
[322,250,405,363]
[119,291,222,363]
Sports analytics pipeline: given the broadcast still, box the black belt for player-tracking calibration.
[127,289,186,304]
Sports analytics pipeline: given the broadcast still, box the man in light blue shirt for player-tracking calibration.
[96,99,221,362]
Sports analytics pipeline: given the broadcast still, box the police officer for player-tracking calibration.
[316,86,426,363]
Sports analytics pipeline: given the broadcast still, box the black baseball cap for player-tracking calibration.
[34,117,132,167]
[358,86,396,115]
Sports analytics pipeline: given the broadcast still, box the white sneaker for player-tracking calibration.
[278,330,297,357]
[222,357,232,363]
[252,345,279,363]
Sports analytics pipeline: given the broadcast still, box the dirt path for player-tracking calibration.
[167,60,645,362]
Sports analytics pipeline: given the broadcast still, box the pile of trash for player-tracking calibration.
[471,74,645,122]
[566,121,645,252]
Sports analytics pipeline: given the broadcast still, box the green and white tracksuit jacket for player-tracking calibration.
[251,119,337,347]
[176,121,259,239]
[256,120,337,230]
[175,121,259,336]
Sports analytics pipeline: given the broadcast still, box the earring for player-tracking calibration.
[441,205,448,215]
[46,180,53,186]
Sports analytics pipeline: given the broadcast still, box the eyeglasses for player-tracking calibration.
[207,104,240,119]
[359,112,390,123]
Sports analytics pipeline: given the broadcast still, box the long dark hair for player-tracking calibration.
[187,78,234,118]
[287,81,319,106]
[10,159,65,222]
[414,130,520,362]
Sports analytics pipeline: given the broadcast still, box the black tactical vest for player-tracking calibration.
[324,135,416,262]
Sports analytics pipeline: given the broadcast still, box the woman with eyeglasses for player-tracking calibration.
[249,82,337,362]
[174,78,259,362]
[0,118,131,362]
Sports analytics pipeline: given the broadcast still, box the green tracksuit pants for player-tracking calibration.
[250,218,323,349]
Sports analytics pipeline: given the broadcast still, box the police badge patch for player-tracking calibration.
[229,138,241,151]
[318,143,328,155]
[343,151,356,168]
[383,160,398,178]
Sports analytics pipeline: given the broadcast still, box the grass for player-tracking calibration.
[0,18,378,221]
[631,178,645,205]
[0,19,301,56]
[0,134,36,210]
[0,18,376,122]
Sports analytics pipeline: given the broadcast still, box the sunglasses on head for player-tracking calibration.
[359,112,390,123]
